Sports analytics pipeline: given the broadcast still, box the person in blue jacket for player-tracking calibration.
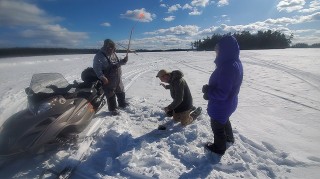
[202,35,243,155]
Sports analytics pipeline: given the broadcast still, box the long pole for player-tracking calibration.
[126,27,134,57]
[126,12,144,56]
[116,43,138,55]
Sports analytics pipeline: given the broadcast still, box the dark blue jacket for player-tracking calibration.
[207,35,243,124]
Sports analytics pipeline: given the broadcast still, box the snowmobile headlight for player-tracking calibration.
[37,102,53,115]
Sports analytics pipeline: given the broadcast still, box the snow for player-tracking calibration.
[0,49,320,178]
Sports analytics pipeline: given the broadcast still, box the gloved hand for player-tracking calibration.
[203,93,208,100]
[160,83,166,89]
[202,84,209,93]
[166,110,173,117]
[202,84,209,100]
[101,76,109,86]
[123,55,128,63]
[72,80,79,87]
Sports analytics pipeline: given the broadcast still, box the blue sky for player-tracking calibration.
[0,0,319,50]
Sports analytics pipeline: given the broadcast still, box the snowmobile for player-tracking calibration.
[0,68,105,162]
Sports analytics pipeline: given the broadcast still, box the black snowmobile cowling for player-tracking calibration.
[0,68,105,161]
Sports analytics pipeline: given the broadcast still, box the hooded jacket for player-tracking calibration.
[166,70,193,113]
[207,35,243,124]
[93,48,126,80]
[93,48,127,97]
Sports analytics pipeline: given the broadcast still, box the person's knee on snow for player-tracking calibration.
[156,69,200,128]
[174,110,193,126]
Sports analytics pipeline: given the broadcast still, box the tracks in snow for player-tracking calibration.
[180,56,320,112]
[242,55,320,111]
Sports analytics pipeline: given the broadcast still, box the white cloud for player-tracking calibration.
[160,4,167,8]
[196,12,320,44]
[145,25,200,36]
[191,0,210,7]
[189,8,202,15]
[0,0,88,48]
[163,16,175,22]
[198,23,290,37]
[277,0,306,12]
[264,17,298,25]
[120,8,156,22]
[299,0,320,13]
[299,11,320,21]
[0,0,60,26]
[182,4,193,10]
[263,12,320,25]
[126,35,194,50]
[19,24,88,47]
[101,22,111,27]
[166,1,210,16]
[217,0,229,7]
[290,29,320,44]
[168,4,182,13]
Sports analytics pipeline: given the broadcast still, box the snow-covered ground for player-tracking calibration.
[0,49,320,178]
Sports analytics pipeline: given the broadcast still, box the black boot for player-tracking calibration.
[210,120,227,155]
[116,92,129,108]
[107,95,119,115]
[225,120,235,143]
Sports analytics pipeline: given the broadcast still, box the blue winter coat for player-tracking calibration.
[207,35,243,124]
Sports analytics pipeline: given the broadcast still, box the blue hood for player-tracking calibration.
[215,35,240,66]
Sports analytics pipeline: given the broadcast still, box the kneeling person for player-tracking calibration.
[156,69,201,126]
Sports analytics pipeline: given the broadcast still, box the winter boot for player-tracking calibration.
[226,135,235,143]
[204,142,225,155]
[116,92,129,108]
[107,94,119,115]
[190,107,202,120]
[225,120,234,143]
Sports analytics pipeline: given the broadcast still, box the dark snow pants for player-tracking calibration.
[103,67,125,111]
[210,119,234,154]
[106,92,126,111]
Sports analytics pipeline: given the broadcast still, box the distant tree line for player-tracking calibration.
[192,30,294,50]
[291,43,320,48]
[0,48,99,58]
[0,47,192,58]
[1,31,319,58]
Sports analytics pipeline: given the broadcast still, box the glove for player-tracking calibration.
[166,110,173,117]
[160,83,166,89]
[202,84,209,100]
[203,93,208,100]
[72,80,79,87]
[202,84,209,93]
[123,55,128,63]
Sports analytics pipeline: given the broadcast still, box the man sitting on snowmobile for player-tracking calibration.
[93,39,129,115]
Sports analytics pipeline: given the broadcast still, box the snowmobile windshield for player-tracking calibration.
[29,73,71,94]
